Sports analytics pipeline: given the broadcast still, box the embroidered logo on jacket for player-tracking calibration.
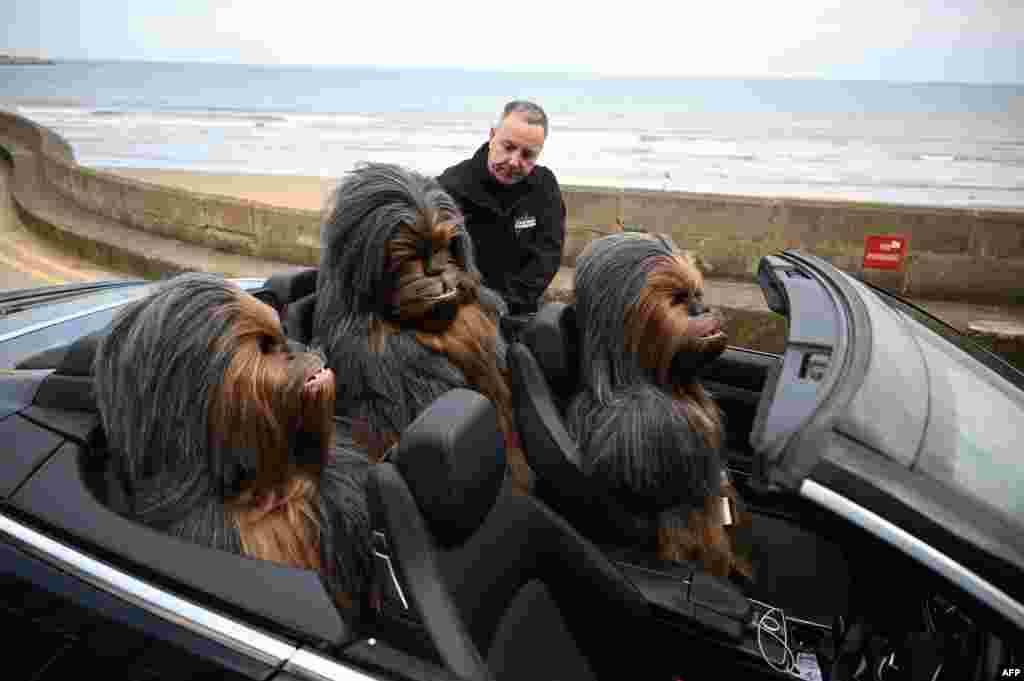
[514,215,537,234]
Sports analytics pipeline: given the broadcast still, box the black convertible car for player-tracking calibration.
[1,251,1021,681]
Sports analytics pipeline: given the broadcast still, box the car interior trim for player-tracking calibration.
[761,251,871,490]
[0,278,267,346]
[750,253,849,469]
[284,648,380,681]
[800,479,1024,630]
[0,510,298,668]
[0,296,147,344]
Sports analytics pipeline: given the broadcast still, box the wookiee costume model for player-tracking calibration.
[565,233,751,579]
[313,163,531,491]
[93,273,372,613]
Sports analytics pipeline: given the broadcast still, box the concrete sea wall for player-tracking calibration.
[562,185,1024,303]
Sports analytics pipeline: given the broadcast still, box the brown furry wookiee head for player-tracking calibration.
[625,244,728,394]
[313,164,527,488]
[623,238,729,454]
[569,233,750,579]
[386,216,475,333]
[93,273,358,602]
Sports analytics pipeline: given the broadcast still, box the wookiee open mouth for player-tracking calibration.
[424,288,459,304]
[692,315,724,340]
[305,367,334,389]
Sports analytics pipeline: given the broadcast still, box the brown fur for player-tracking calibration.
[360,216,530,491]
[211,294,354,607]
[657,480,753,580]
[632,255,752,579]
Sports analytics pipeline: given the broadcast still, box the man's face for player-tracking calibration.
[487,112,546,185]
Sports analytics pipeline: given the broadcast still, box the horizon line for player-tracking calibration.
[5,54,1022,88]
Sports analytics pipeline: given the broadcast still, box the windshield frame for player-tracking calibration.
[855,280,1024,392]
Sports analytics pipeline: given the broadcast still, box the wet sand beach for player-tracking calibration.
[100,167,339,212]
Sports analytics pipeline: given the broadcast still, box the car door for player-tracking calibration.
[0,536,268,680]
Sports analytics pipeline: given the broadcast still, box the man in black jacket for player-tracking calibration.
[438,101,566,316]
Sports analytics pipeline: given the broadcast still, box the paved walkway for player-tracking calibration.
[3,131,1024,339]
[0,134,306,282]
[0,155,129,289]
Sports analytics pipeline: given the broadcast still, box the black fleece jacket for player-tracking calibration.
[438,143,566,314]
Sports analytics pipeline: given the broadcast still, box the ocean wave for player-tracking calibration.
[21,105,298,130]
[771,175,1024,192]
[160,104,289,118]
[910,152,1024,166]
[93,107,293,125]
[171,110,290,124]
[7,96,90,109]
[15,105,94,119]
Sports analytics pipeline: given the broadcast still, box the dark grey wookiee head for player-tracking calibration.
[93,272,335,523]
[573,232,727,401]
[314,162,484,347]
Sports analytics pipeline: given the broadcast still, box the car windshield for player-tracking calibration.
[874,288,1024,520]
[0,278,269,370]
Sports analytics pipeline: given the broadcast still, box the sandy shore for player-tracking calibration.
[99,167,340,212]
[97,166,1024,216]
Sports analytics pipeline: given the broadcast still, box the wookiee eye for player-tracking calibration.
[258,335,278,354]
[672,291,690,306]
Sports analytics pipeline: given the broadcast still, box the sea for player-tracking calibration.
[3,60,1023,208]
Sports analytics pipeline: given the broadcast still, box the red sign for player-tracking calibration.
[863,234,908,271]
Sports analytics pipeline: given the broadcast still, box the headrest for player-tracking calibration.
[285,293,317,346]
[390,389,506,548]
[519,303,579,395]
[507,344,658,546]
[27,330,106,415]
[264,267,318,308]
[57,329,105,377]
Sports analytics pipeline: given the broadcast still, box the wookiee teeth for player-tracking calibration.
[306,367,331,384]
[427,289,458,302]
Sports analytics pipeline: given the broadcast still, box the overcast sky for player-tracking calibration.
[4,0,1022,83]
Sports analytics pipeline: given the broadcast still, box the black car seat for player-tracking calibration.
[507,302,659,547]
[285,294,317,347]
[510,304,853,630]
[367,388,657,681]
[263,267,318,346]
[263,267,317,313]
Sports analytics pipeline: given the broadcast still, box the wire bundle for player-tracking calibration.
[756,607,806,678]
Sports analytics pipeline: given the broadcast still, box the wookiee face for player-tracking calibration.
[94,274,337,506]
[386,216,480,333]
[211,292,337,493]
[626,250,728,386]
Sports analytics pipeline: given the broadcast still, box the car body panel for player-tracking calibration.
[754,251,1024,638]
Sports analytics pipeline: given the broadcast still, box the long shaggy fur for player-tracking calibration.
[566,233,751,579]
[313,163,530,490]
[93,273,372,611]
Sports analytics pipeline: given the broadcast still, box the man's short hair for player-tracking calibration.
[498,100,548,138]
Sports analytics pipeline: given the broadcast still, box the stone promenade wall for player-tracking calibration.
[4,108,1023,303]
